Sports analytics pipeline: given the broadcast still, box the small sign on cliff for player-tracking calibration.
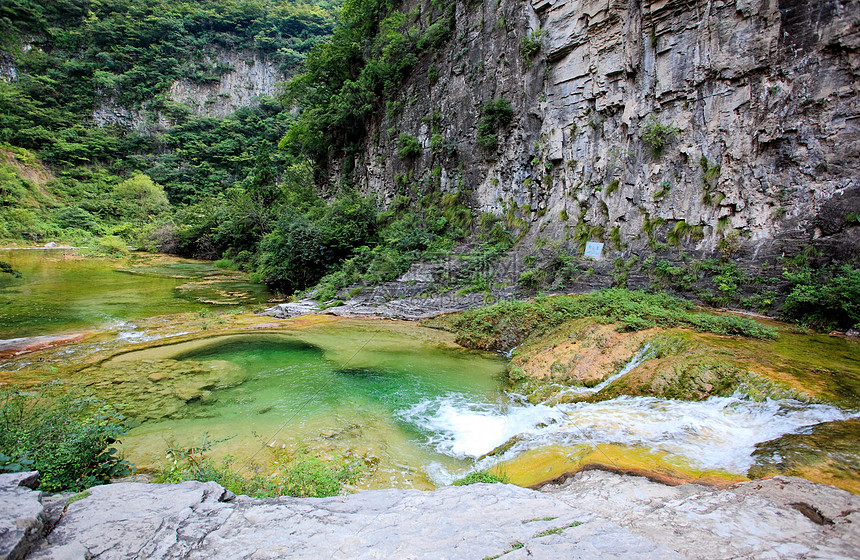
[584,242,604,259]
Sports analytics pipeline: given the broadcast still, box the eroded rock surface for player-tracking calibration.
[542,470,860,559]
[5,470,858,559]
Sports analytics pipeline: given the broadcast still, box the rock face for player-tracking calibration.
[92,49,283,129]
[0,472,58,560]
[344,0,860,264]
[167,50,283,119]
[5,470,859,559]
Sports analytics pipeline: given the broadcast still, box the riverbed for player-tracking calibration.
[2,249,858,492]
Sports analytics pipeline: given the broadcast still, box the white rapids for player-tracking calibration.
[396,346,857,485]
[402,393,855,485]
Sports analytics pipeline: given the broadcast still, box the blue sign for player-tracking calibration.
[583,242,604,259]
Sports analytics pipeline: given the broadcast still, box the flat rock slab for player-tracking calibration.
[7,471,859,560]
[30,481,680,560]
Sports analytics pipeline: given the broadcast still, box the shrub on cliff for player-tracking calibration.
[397,133,422,159]
[477,98,515,149]
[782,265,860,331]
[519,29,545,67]
[640,116,680,158]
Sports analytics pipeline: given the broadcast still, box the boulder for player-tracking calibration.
[0,472,45,560]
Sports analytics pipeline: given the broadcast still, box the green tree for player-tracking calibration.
[112,174,170,222]
[259,216,330,293]
[248,140,280,206]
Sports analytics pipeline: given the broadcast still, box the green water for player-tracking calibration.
[106,325,508,489]
[7,252,858,493]
[0,249,271,338]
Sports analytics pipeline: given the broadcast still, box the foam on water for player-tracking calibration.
[397,394,565,459]
[398,392,857,482]
[109,320,190,343]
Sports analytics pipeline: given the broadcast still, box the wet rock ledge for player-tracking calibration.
[2,470,858,559]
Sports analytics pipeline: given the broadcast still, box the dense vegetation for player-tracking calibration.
[2,0,337,139]
[281,0,454,162]
[0,383,131,492]
[0,0,338,241]
[431,289,778,352]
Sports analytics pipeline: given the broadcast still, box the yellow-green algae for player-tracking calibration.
[503,318,859,407]
[749,418,860,495]
[489,444,746,489]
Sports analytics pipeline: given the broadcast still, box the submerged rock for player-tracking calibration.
[5,470,858,559]
[80,358,245,422]
[750,418,860,494]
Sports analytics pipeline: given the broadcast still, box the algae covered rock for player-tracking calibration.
[750,418,860,495]
[80,358,246,421]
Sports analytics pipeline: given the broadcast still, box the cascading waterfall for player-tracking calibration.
[401,393,856,485]
[397,346,858,485]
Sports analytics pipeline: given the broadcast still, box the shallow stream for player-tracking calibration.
[100,325,854,489]
[0,248,270,338]
[2,250,857,490]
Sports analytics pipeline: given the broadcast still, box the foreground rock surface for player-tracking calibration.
[3,470,858,559]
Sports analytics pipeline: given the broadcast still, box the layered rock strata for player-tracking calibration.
[347,0,860,263]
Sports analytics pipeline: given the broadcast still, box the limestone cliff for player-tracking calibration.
[91,49,284,131]
[167,50,283,119]
[344,0,860,264]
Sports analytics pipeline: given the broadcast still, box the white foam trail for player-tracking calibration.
[558,343,652,396]
[399,393,857,477]
[517,395,854,472]
[111,320,190,343]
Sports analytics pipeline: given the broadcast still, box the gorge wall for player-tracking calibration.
[91,49,284,131]
[345,0,860,264]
